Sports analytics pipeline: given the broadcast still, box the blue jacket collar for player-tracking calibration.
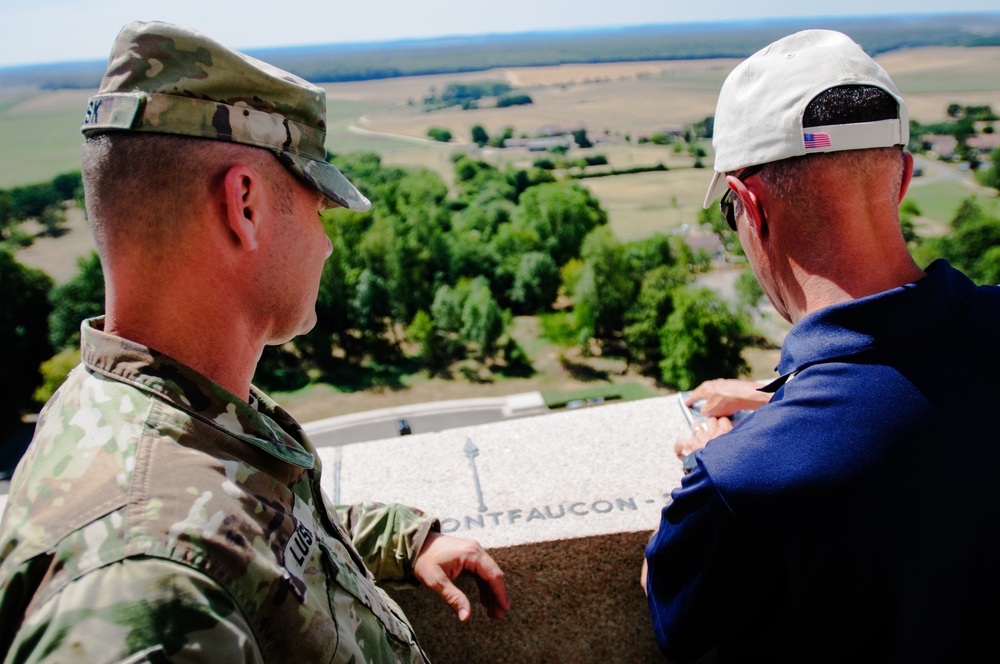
[761,260,972,392]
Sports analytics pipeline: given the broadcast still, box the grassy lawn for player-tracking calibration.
[541,382,664,408]
[581,166,713,239]
[904,180,999,227]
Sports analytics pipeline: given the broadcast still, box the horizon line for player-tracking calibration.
[2,10,998,72]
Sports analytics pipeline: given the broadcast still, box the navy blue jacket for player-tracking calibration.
[646,261,1000,663]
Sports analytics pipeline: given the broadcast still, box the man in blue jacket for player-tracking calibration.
[643,29,1000,663]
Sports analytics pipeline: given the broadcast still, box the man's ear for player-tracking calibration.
[725,174,767,240]
[222,164,265,252]
[898,151,915,203]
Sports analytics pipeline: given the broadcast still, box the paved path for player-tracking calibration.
[304,392,549,447]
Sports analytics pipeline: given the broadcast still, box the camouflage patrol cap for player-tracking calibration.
[81,21,370,211]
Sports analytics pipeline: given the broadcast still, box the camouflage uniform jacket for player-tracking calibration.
[0,318,435,663]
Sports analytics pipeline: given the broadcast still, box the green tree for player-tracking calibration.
[9,182,60,221]
[504,166,555,202]
[460,278,505,359]
[471,124,490,147]
[980,148,1000,193]
[0,247,53,429]
[0,190,13,236]
[735,267,766,309]
[34,347,81,404]
[623,265,689,370]
[406,309,447,367]
[253,345,310,392]
[975,245,1000,285]
[51,171,83,202]
[572,129,592,148]
[573,227,636,344]
[508,251,560,314]
[304,211,363,368]
[496,94,533,108]
[952,217,1000,284]
[624,234,676,276]
[431,284,465,333]
[351,268,392,332]
[659,286,751,391]
[899,200,922,244]
[513,182,607,267]
[427,127,453,142]
[488,126,514,148]
[48,252,104,351]
[699,205,744,258]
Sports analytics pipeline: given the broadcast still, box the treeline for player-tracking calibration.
[0,172,82,243]
[5,15,999,90]
[423,82,512,110]
[6,148,995,434]
[910,105,997,146]
[906,197,1000,286]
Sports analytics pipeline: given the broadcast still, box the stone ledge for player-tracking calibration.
[321,394,695,662]
[387,531,664,663]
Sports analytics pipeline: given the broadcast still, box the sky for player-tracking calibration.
[2,0,999,69]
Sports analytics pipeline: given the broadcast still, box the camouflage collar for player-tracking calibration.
[80,317,315,468]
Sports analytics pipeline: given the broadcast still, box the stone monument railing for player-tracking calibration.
[324,394,693,663]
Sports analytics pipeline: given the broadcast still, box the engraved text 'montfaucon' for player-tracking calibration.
[438,495,671,534]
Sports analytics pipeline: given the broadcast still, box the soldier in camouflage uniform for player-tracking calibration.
[0,21,508,662]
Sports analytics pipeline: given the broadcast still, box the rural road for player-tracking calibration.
[303,392,549,447]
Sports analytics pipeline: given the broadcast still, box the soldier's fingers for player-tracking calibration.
[468,550,509,612]
[476,575,507,619]
[432,574,472,621]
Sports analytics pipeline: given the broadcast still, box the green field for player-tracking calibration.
[3,49,999,232]
[0,90,90,186]
[905,180,998,228]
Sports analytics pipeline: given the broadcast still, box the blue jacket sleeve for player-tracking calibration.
[645,456,747,662]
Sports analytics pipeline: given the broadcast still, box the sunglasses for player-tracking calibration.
[719,164,765,231]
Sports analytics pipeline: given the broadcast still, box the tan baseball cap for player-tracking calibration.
[704,29,908,208]
[81,21,371,211]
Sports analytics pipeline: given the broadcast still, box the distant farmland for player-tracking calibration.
[1,34,998,236]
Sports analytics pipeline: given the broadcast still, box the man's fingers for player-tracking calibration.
[676,416,734,458]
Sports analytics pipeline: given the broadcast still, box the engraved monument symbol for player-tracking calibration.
[464,438,488,512]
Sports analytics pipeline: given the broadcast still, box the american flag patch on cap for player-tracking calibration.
[804,133,832,149]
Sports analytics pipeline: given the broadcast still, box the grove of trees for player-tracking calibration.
[7,139,996,433]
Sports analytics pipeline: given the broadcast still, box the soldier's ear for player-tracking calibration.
[222,164,264,252]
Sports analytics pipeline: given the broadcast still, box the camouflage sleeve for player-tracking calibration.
[335,502,440,583]
[5,557,262,663]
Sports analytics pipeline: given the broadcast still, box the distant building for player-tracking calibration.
[967,133,1000,153]
[920,134,958,159]
[503,136,573,151]
[537,121,587,137]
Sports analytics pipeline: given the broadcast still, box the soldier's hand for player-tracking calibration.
[413,532,510,621]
